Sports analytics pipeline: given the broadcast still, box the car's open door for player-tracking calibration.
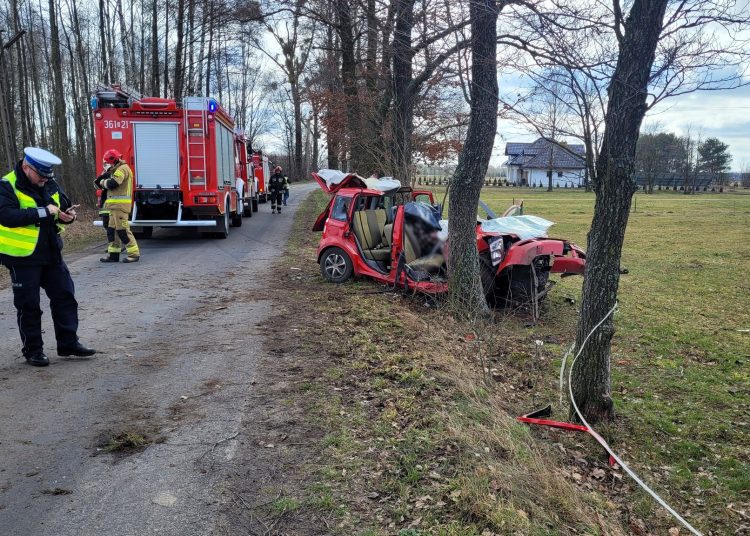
[312,196,334,231]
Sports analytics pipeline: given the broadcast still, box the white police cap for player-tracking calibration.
[23,147,62,178]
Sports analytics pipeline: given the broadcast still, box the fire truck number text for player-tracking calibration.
[103,120,129,129]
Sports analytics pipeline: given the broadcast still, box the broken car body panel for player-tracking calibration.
[312,172,585,304]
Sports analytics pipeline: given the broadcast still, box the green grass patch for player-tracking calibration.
[99,430,150,453]
[429,186,749,531]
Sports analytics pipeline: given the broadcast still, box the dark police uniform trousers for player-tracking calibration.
[8,261,79,356]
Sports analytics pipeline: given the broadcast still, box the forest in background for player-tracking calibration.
[0,0,474,203]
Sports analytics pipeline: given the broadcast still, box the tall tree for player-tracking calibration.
[571,0,670,422]
[447,0,499,318]
[48,0,70,176]
[173,0,186,99]
[150,0,160,95]
[697,137,732,186]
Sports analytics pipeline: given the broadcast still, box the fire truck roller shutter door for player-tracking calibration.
[133,123,180,188]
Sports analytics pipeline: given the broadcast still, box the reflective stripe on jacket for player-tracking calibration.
[103,163,134,209]
[0,171,61,257]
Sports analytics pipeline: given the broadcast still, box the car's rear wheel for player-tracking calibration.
[320,247,353,283]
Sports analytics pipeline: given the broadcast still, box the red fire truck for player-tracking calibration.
[234,131,259,215]
[91,84,245,238]
[252,150,270,203]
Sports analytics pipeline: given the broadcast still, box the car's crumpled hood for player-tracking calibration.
[479,215,555,240]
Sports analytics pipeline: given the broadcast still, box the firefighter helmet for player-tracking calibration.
[103,149,123,165]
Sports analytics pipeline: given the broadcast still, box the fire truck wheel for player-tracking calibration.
[135,226,153,239]
[243,199,253,217]
[215,205,230,239]
[320,247,353,283]
[231,202,243,227]
[252,197,259,212]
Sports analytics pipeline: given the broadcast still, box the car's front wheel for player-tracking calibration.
[320,247,353,283]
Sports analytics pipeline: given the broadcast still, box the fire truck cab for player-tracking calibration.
[92,85,244,238]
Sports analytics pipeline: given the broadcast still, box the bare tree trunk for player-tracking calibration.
[391,0,416,181]
[99,0,109,83]
[26,2,48,147]
[291,82,303,180]
[163,0,170,96]
[312,107,319,170]
[11,0,31,146]
[69,0,96,163]
[185,0,196,94]
[48,0,71,183]
[116,0,135,86]
[140,0,146,92]
[447,0,498,319]
[150,0,160,95]
[572,0,669,423]
[335,0,360,172]
[104,0,116,83]
[173,0,186,99]
[205,0,215,96]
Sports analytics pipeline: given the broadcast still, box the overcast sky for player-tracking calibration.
[492,79,750,172]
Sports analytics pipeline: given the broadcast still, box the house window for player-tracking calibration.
[558,171,563,178]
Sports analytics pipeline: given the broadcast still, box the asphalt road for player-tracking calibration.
[0,182,317,535]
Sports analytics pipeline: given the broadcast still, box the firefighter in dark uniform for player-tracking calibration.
[268,166,288,214]
[0,147,96,366]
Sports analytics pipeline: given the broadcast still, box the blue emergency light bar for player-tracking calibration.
[208,99,218,112]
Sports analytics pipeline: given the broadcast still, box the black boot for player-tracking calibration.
[100,252,119,263]
[57,343,97,357]
[25,351,50,367]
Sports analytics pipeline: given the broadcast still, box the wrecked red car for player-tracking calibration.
[312,170,586,305]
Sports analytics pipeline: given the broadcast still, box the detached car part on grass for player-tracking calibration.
[312,170,586,307]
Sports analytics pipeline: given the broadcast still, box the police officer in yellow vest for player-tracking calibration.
[0,147,96,366]
[97,149,140,263]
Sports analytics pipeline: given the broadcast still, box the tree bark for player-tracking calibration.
[69,0,96,164]
[99,0,109,83]
[447,0,498,319]
[48,0,70,176]
[391,0,416,182]
[173,0,186,99]
[151,0,160,95]
[163,0,170,96]
[572,0,669,423]
[335,0,361,172]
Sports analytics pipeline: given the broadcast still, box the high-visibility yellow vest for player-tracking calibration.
[0,171,62,257]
